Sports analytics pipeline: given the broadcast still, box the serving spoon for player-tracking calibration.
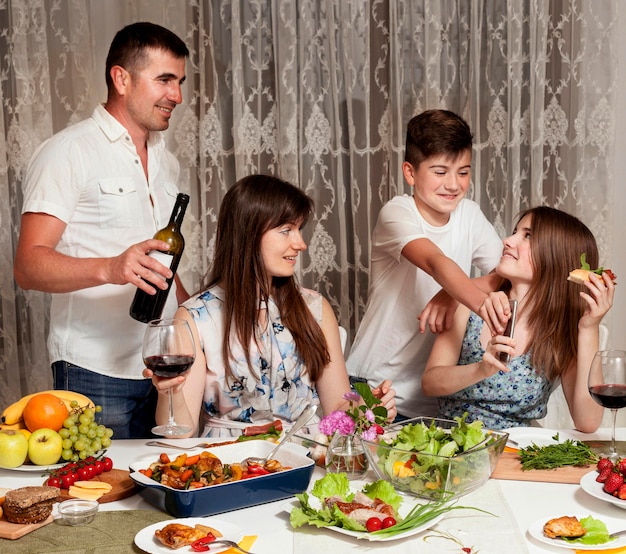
[244,404,319,466]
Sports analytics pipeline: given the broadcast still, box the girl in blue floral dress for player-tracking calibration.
[146,175,396,436]
[422,206,614,431]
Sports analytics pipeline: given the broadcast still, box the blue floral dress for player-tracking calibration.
[182,285,321,437]
[437,313,552,429]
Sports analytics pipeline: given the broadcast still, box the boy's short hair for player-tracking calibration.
[404,109,473,167]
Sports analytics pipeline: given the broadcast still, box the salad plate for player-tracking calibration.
[134,517,243,554]
[286,479,446,542]
[580,470,626,510]
[503,427,577,449]
[528,514,626,550]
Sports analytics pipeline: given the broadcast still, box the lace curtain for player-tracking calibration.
[0,1,618,429]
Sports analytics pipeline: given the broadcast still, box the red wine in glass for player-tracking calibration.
[588,350,626,461]
[143,318,196,437]
[144,355,194,377]
[589,384,626,410]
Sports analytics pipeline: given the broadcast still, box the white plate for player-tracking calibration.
[285,480,446,542]
[3,462,64,472]
[580,470,626,510]
[134,517,244,554]
[528,514,626,550]
[503,427,577,449]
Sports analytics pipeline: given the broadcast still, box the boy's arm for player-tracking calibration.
[402,237,509,334]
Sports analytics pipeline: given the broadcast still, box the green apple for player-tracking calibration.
[0,429,29,468]
[28,428,63,466]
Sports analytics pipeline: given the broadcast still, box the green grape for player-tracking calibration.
[63,417,75,429]
[91,439,102,453]
[96,425,106,438]
[87,429,96,439]
[61,449,73,461]
[95,405,103,413]
[84,408,95,419]
[59,428,70,439]
[71,453,79,462]
[101,437,112,448]
[62,438,73,450]
[104,428,114,438]
[79,450,88,460]
[78,424,89,435]
[89,421,98,430]
[74,439,86,451]
[79,414,91,426]
[69,425,79,436]
[70,400,78,408]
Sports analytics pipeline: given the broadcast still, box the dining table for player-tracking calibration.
[1,426,625,554]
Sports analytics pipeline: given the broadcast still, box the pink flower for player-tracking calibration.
[319,411,355,436]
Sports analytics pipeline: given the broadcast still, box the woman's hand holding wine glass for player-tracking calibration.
[588,350,626,461]
[143,318,196,437]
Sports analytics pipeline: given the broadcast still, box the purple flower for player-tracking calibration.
[319,410,355,436]
[343,391,361,403]
[364,409,375,423]
[360,426,378,441]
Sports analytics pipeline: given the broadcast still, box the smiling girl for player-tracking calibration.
[422,206,614,431]
[146,175,395,436]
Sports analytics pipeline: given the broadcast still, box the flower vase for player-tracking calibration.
[325,432,368,479]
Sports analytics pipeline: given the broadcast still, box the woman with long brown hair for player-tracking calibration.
[422,206,614,431]
[147,174,395,436]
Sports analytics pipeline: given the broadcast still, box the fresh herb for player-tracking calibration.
[518,434,598,470]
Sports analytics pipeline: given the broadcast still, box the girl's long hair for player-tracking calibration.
[519,206,599,379]
[204,174,330,382]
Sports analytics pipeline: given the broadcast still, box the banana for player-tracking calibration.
[0,420,27,431]
[1,390,95,425]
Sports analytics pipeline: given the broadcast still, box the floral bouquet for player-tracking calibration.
[318,381,387,478]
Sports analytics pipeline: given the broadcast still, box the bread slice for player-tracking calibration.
[3,486,59,524]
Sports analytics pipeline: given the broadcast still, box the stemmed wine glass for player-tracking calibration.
[143,318,196,437]
[588,350,626,461]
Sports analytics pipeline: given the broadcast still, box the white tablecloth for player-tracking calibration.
[1,427,625,553]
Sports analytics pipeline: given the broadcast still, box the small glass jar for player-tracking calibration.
[325,432,368,479]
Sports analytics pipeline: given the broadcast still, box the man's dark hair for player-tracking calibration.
[105,22,189,90]
[404,109,473,167]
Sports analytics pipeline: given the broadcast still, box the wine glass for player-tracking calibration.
[588,350,626,461]
[143,318,196,437]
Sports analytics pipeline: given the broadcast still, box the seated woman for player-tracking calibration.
[145,174,396,437]
[422,206,614,431]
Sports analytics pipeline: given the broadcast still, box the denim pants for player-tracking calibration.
[52,361,158,439]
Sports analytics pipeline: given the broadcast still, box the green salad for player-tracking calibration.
[371,414,501,500]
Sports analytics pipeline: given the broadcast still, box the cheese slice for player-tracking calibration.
[67,485,106,500]
[73,480,113,491]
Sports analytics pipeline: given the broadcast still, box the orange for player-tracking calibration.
[22,393,69,432]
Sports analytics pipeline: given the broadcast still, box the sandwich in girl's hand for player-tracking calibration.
[568,253,617,285]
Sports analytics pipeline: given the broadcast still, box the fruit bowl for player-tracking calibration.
[361,416,507,501]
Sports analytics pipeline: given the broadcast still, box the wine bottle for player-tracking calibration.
[129,193,189,323]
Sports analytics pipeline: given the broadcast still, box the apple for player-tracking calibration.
[0,429,29,468]
[28,428,63,466]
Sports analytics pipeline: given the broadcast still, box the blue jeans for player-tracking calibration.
[52,361,158,439]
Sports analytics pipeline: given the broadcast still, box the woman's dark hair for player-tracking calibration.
[404,109,473,168]
[517,206,599,379]
[105,22,189,90]
[206,174,330,382]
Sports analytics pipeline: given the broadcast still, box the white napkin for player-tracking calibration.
[292,479,529,553]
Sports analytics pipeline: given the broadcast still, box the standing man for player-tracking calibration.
[14,22,190,438]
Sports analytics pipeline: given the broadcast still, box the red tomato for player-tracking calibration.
[382,516,396,529]
[78,466,90,480]
[46,476,61,488]
[102,457,113,472]
[94,460,104,475]
[366,517,383,532]
[60,473,74,489]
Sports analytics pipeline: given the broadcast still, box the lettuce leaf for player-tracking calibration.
[562,515,613,545]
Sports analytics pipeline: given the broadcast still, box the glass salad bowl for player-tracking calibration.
[360,416,508,501]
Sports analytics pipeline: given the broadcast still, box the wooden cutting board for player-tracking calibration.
[0,514,54,540]
[49,469,137,503]
[491,451,595,483]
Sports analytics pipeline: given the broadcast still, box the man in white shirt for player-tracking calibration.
[14,22,189,438]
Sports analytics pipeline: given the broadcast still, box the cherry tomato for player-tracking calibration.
[101,457,113,472]
[94,460,104,475]
[382,516,396,529]
[366,517,383,532]
[78,466,90,480]
[46,476,61,488]
[60,473,74,489]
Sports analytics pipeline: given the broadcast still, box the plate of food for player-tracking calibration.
[503,427,577,449]
[580,470,626,510]
[528,514,626,550]
[5,462,64,473]
[134,517,244,554]
[287,473,453,542]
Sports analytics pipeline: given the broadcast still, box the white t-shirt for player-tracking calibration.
[346,195,502,417]
[21,105,181,379]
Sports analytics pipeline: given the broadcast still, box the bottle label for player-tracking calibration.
[148,250,174,281]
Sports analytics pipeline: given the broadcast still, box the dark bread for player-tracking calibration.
[4,485,59,524]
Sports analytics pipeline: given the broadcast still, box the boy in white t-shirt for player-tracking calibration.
[347,109,510,419]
